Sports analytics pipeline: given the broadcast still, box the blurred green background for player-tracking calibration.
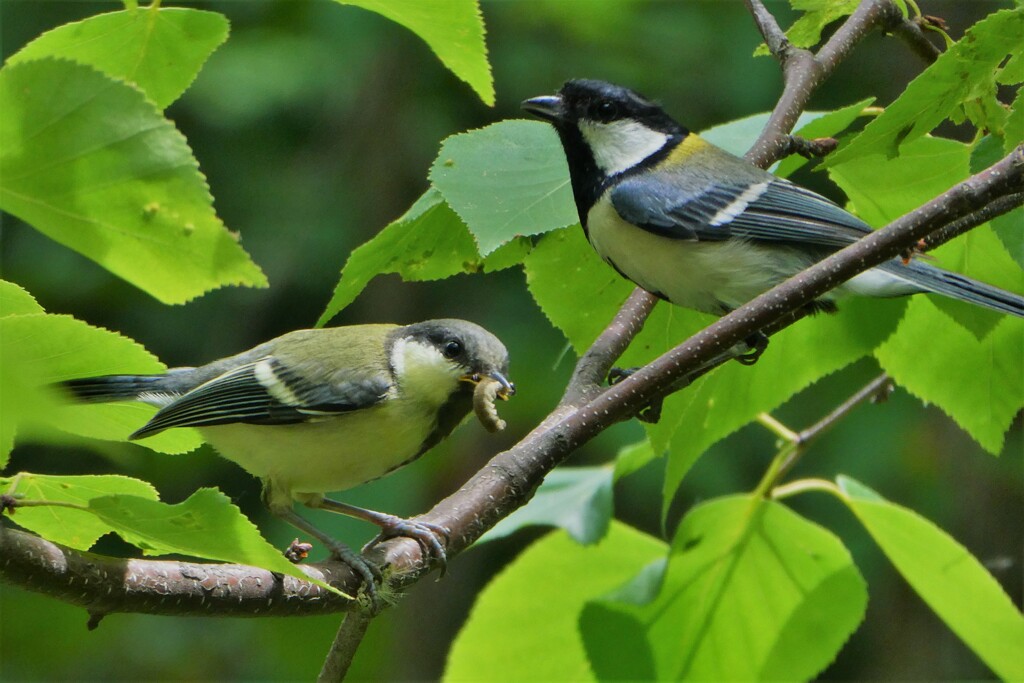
[1,1,1020,680]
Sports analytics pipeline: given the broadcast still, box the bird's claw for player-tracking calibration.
[364,516,450,577]
[736,332,769,365]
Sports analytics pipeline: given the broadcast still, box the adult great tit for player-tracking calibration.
[63,319,514,599]
[523,79,1024,338]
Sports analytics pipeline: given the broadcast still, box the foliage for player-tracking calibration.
[1,1,1021,681]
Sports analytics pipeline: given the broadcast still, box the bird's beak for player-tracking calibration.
[488,371,516,399]
[521,94,564,122]
[461,371,516,399]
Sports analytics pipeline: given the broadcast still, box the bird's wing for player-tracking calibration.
[130,357,390,439]
[609,175,873,248]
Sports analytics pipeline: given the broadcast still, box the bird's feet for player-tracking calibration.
[735,332,769,366]
[608,367,663,423]
[364,516,450,576]
[322,540,385,612]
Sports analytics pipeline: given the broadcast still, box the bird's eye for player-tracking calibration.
[594,100,620,121]
[443,340,463,359]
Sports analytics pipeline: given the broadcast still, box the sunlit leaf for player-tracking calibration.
[0,59,268,304]
[582,496,866,681]
[0,280,43,318]
[6,7,229,109]
[87,488,342,593]
[445,524,667,682]
[1,473,158,550]
[826,9,1024,164]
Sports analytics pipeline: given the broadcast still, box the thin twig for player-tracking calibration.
[745,0,789,55]
[884,12,942,63]
[775,373,894,481]
[564,287,658,401]
[318,611,372,682]
[746,0,898,168]
[919,192,1024,252]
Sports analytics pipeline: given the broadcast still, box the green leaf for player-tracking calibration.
[657,296,904,517]
[6,7,229,109]
[836,476,1024,680]
[1,473,158,550]
[0,280,44,318]
[335,0,493,106]
[0,313,202,455]
[0,58,267,304]
[830,135,1021,337]
[875,297,1023,454]
[1006,88,1024,151]
[584,496,866,681]
[826,9,1024,165]
[88,488,339,591]
[430,121,578,255]
[613,438,658,482]
[317,189,527,326]
[444,523,667,682]
[479,467,613,545]
[523,226,633,352]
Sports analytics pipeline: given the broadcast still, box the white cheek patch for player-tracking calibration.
[391,338,462,405]
[708,181,770,226]
[579,120,669,175]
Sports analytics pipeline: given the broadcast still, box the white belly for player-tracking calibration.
[587,199,813,313]
[200,398,449,508]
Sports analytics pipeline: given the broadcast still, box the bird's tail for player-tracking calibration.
[879,260,1024,317]
[62,375,166,402]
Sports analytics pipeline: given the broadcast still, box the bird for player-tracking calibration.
[523,79,1023,360]
[62,319,514,602]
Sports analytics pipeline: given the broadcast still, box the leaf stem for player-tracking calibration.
[756,413,799,443]
[770,478,842,500]
[757,374,893,497]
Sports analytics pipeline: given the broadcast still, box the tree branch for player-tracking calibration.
[318,612,372,682]
[745,0,906,168]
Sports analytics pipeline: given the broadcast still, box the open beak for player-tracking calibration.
[461,371,516,399]
[521,94,564,122]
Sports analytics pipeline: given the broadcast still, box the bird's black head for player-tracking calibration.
[524,80,684,136]
[523,80,687,218]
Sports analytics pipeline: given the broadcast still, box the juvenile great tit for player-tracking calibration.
[63,319,514,598]
[523,80,1024,346]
